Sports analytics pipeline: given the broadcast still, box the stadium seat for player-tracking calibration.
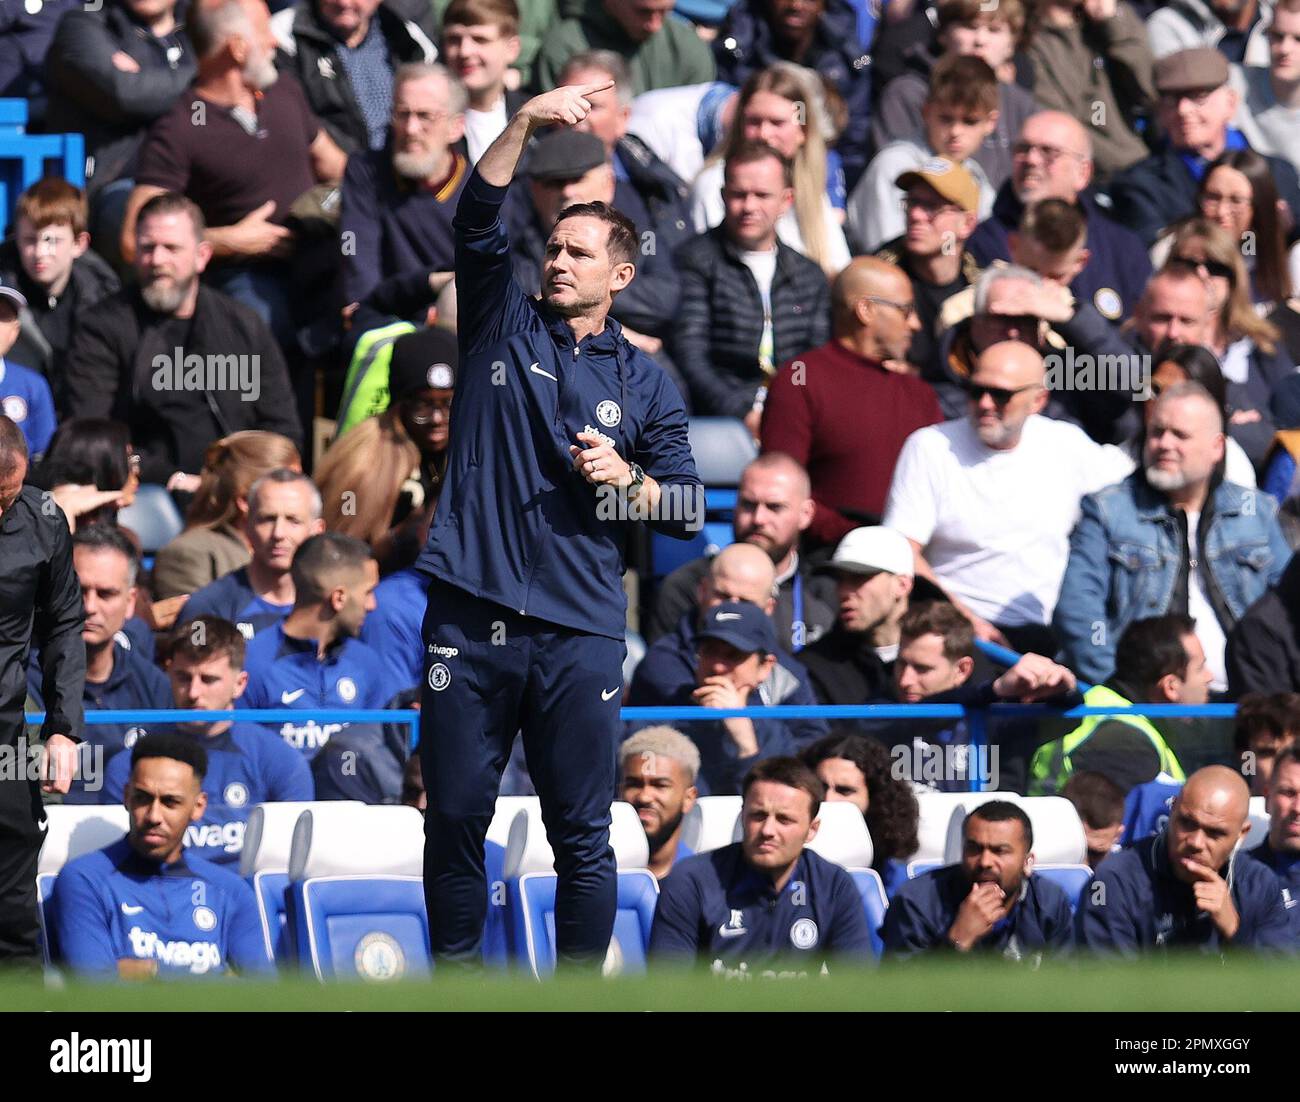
[1242,795,1269,852]
[38,805,130,877]
[487,796,541,849]
[1031,864,1093,914]
[687,417,758,484]
[1122,780,1181,846]
[849,868,889,958]
[679,795,742,855]
[910,791,1016,867]
[287,804,430,980]
[515,869,659,979]
[802,802,875,869]
[623,629,646,687]
[36,874,57,966]
[504,801,651,974]
[0,99,85,239]
[905,859,942,880]
[941,796,1087,866]
[116,484,185,555]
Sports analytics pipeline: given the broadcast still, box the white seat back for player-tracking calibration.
[680,796,742,854]
[942,795,1086,865]
[239,801,362,877]
[804,802,874,868]
[503,802,649,878]
[487,796,541,848]
[1242,795,1269,852]
[911,791,1015,864]
[288,805,425,880]
[39,805,130,875]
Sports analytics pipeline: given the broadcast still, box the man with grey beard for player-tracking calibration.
[62,191,301,485]
[118,0,347,353]
[339,62,470,320]
[1056,382,1293,688]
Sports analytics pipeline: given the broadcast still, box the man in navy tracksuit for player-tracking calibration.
[101,619,313,863]
[27,526,171,804]
[415,80,702,966]
[1245,749,1300,930]
[53,734,271,978]
[649,757,872,972]
[238,533,396,763]
[359,566,425,696]
[1080,767,1296,955]
[882,800,1074,961]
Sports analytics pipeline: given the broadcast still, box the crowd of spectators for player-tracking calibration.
[11,0,1300,970]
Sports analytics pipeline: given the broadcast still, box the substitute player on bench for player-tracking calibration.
[414,80,702,967]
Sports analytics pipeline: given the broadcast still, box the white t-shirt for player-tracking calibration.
[463,100,508,166]
[689,160,852,273]
[1183,509,1229,693]
[883,415,1133,626]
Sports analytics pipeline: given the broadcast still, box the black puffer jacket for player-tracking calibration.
[44,0,196,195]
[271,0,437,155]
[671,226,830,417]
[1227,553,1300,697]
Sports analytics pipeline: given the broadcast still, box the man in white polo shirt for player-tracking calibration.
[883,340,1131,654]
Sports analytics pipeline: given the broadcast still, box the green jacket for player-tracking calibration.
[532,0,715,95]
[1028,683,1186,796]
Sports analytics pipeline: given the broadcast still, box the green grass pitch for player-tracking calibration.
[6,957,1300,1012]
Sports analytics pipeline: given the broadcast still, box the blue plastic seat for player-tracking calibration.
[1032,864,1094,914]
[252,869,293,964]
[36,872,57,966]
[847,867,889,958]
[296,874,431,981]
[513,869,659,978]
[117,484,185,554]
[687,417,757,485]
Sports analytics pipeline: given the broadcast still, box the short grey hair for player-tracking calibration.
[620,726,701,785]
[559,50,634,107]
[972,263,1043,316]
[393,61,469,117]
[188,0,254,60]
[1153,380,1224,431]
[247,468,322,520]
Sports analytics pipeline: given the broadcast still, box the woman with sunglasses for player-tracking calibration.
[315,326,456,575]
[1160,217,1295,474]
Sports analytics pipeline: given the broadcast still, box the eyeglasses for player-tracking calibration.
[1012,142,1087,167]
[863,295,917,318]
[405,396,453,423]
[392,108,450,128]
[965,380,1040,405]
[1200,190,1253,210]
[1159,88,1218,108]
[1170,253,1235,282]
[903,193,963,218]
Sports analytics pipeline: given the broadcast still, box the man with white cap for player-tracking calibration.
[798,526,944,706]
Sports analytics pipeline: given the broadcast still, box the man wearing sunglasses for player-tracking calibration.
[884,340,1131,652]
[1110,46,1300,246]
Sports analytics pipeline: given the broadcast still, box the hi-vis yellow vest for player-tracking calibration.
[335,320,417,436]
[1028,684,1186,796]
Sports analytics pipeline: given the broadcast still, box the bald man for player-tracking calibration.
[967,112,1152,323]
[629,543,827,762]
[1080,766,1296,955]
[1056,382,1292,688]
[761,256,944,550]
[648,454,837,651]
[884,341,1133,654]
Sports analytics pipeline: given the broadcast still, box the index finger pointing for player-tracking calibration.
[579,79,616,95]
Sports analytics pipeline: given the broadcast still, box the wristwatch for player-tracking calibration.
[624,462,646,502]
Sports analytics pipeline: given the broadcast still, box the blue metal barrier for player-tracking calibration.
[29,701,1238,794]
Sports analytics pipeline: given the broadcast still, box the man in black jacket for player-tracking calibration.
[1228,554,1300,697]
[44,0,197,203]
[62,192,303,485]
[672,141,830,426]
[0,417,85,964]
[271,0,439,155]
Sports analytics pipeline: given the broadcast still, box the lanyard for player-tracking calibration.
[790,571,805,652]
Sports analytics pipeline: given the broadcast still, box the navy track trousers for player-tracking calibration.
[418,576,625,966]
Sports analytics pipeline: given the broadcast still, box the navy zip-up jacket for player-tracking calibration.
[1079,830,1296,956]
[648,842,872,970]
[414,169,702,641]
[28,640,172,805]
[881,863,1074,961]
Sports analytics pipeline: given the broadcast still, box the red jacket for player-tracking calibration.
[761,340,943,547]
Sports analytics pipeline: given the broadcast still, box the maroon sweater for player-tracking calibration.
[761,340,943,547]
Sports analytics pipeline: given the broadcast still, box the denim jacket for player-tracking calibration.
[1055,474,1292,683]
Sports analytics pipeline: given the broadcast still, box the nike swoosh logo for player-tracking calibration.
[281,688,306,704]
[120,903,144,915]
[717,925,747,939]
[601,687,620,701]
[529,362,558,382]
[715,612,742,622]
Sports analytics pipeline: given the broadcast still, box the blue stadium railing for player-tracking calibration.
[29,701,1239,795]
